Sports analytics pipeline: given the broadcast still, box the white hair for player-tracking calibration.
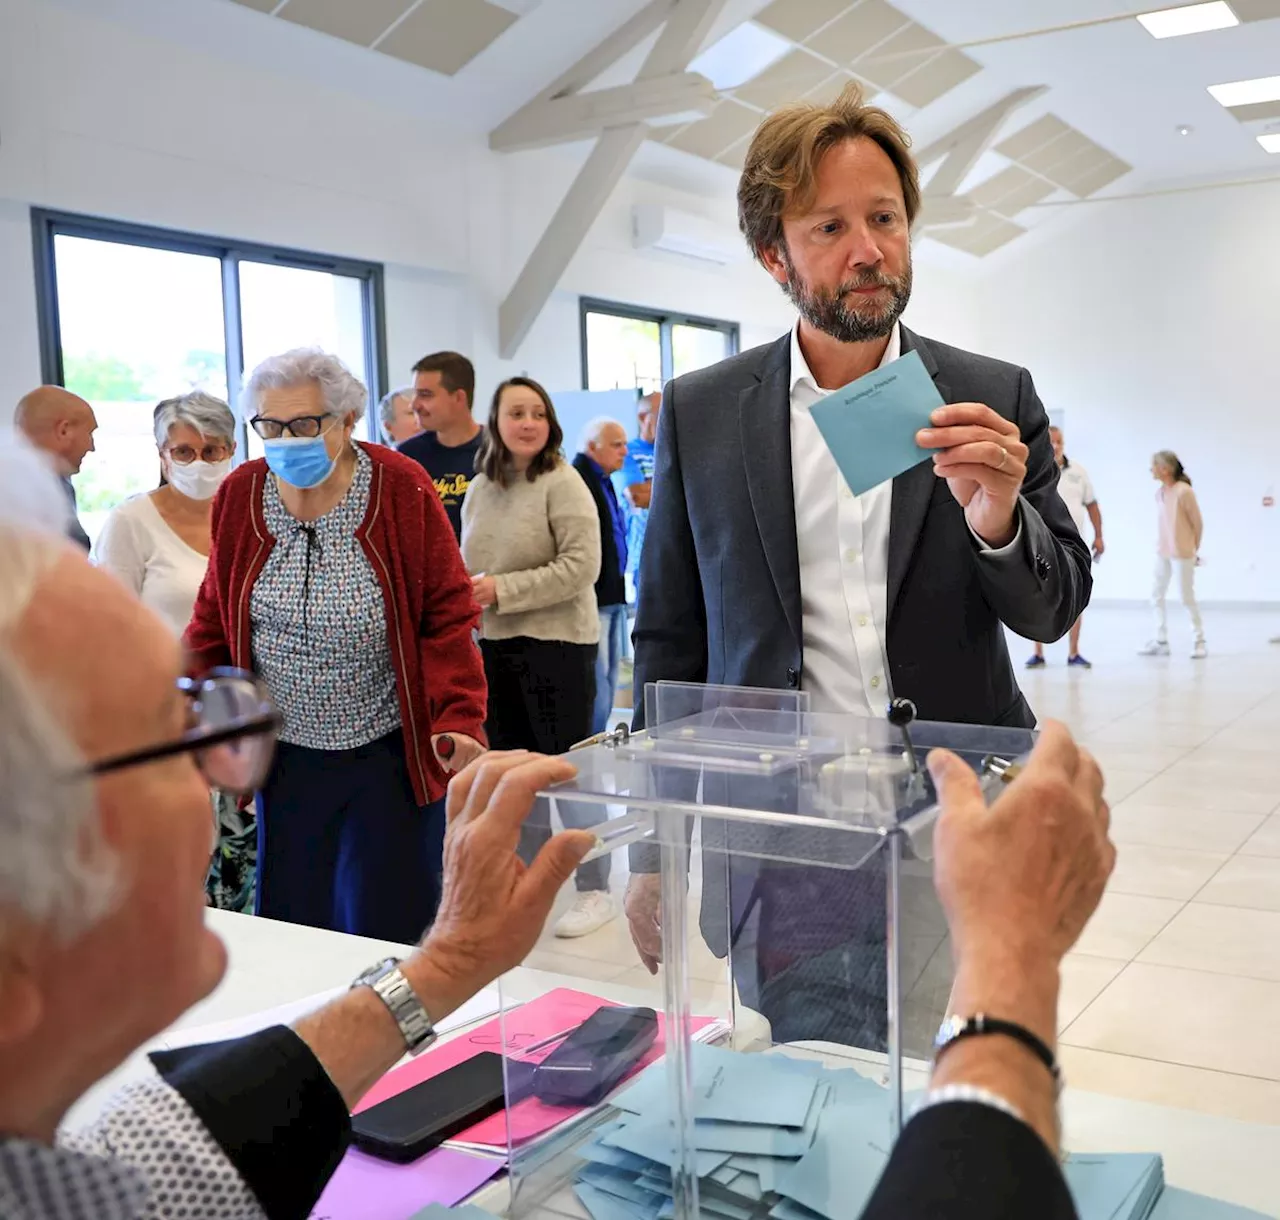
[241,348,367,425]
[153,390,236,449]
[378,386,414,443]
[579,416,625,454]
[0,430,119,939]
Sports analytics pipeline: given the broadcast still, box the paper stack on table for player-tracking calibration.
[571,1045,894,1220]
[1064,1152,1164,1220]
[1148,1187,1274,1218]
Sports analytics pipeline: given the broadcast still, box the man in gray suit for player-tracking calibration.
[624,85,1091,1047]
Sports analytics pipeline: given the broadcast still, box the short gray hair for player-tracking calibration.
[378,386,414,443]
[241,348,367,425]
[153,390,236,449]
[579,416,625,454]
[0,431,119,939]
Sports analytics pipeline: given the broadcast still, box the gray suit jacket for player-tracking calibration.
[632,326,1092,733]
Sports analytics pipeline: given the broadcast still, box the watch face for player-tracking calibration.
[355,956,402,988]
[934,1014,964,1050]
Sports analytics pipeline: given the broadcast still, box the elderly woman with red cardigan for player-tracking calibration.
[185,348,486,942]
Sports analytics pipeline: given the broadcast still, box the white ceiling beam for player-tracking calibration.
[536,0,676,103]
[915,195,976,231]
[490,72,717,153]
[498,125,649,359]
[497,0,729,358]
[914,86,1048,203]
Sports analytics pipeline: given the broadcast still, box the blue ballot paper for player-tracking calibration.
[1149,1186,1275,1218]
[615,1045,820,1129]
[1064,1152,1164,1220]
[773,1102,890,1220]
[808,349,944,496]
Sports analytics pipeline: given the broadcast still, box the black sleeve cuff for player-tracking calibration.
[861,1102,1078,1220]
[149,1025,351,1220]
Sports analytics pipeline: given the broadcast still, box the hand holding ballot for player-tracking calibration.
[916,402,1029,548]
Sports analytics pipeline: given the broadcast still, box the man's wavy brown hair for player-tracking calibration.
[737,82,921,264]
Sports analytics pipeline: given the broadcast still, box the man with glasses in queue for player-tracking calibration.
[1,427,1112,1219]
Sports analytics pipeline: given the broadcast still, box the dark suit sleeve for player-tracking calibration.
[971,368,1092,643]
[149,1026,351,1220]
[861,1102,1078,1220]
[629,378,707,874]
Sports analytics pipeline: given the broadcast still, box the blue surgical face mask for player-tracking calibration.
[262,434,339,490]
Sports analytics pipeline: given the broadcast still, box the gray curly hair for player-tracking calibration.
[241,348,367,425]
[153,390,236,449]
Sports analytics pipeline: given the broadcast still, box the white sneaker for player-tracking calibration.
[554,891,617,939]
[1138,640,1170,656]
[1192,640,1208,659]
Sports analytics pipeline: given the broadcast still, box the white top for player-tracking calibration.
[790,325,899,716]
[1057,460,1096,536]
[92,494,210,638]
[789,323,1020,716]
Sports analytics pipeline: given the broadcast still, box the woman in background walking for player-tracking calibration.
[1140,450,1205,659]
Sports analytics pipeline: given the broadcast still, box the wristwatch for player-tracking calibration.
[351,956,437,1055]
[934,1012,1061,1090]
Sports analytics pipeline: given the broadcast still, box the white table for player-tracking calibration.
[67,911,1280,1216]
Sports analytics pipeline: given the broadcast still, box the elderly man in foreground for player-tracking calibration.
[0,434,1110,1218]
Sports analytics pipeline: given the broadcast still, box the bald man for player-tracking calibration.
[14,386,97,549]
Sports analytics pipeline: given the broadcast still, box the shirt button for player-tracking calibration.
[858,615,869,627]
[845,549,859,563]
[841,485,853,500]
[871,676,882,689]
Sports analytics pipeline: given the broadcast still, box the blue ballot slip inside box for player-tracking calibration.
[808,348,945,496]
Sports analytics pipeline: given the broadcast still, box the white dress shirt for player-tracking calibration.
[790,323,1021,716]
[791,324,899,716]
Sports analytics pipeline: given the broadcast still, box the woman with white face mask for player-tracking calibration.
[93,391,236,637]
[93,391,253,910]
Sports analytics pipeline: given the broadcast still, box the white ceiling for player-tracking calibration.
[46,0,1280,254]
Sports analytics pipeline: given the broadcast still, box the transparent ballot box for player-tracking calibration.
[494,682,1034,1220]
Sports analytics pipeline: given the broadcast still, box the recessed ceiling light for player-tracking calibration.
[1176,124,1193,135]
[1259,133,1280,153]
[1208,75,1280,107]
[1138,2,1239,38]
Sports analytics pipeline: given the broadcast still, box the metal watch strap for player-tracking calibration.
[368,966,437,1055]
[934,1013,1061,1088]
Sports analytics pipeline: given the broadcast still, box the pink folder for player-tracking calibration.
[355,987,714,1147]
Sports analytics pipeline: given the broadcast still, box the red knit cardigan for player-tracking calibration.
[184,442,486,805]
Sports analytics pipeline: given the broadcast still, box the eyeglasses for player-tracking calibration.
[82,669,282,796]
[249,415,333,441]
[167,442,232,465]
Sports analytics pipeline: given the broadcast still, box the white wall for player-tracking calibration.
[957,185,1280,606]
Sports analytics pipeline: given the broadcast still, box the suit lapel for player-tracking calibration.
[739,336,802,646]
[887,327,952,618]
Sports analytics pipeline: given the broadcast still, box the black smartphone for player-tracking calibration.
[532,1006,659,1107]
[351,1051,507,1163]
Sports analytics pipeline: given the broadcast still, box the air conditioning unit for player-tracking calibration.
[631,203,746,266]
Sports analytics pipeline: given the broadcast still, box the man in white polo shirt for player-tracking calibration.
[1029,426,1104,668]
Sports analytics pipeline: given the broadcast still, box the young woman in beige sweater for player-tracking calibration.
[1140,450,1206,659]
[460,377,615,934]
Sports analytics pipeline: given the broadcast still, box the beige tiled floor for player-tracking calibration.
[528,608,1280,1127]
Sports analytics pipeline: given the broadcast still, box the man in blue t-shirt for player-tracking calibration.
[398,351,483,543]
[612,391,660,597]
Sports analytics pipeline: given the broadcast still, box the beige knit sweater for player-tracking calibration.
[460,460,602,644]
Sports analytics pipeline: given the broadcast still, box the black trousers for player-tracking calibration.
[481,637,608,892]
[254,731,445,943]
